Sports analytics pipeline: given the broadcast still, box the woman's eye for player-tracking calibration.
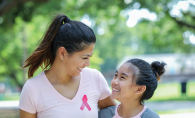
[83,58,88,59]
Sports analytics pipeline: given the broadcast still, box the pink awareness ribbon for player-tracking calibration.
[80,95,91,111]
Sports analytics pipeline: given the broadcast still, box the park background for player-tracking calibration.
[0,0,195,117]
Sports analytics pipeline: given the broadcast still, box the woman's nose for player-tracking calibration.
[84,58,90,66]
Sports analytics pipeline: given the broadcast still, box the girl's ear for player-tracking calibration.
[135,85,146,94]
[58,47,68,60]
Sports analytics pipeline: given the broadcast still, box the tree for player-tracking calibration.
[0,0,195,88]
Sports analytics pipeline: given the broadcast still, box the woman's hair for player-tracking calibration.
[23,14,96,78]
[126,58,166,104]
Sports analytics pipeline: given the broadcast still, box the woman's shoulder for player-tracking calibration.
[82,67,106,80]
[24,72,45,86]
[82,67,100,75]
[141,107,160,118]
[83,67,98,72]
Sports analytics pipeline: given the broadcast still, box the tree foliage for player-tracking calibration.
[0,0,195,88]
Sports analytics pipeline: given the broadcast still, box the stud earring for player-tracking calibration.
[63,58,64,60]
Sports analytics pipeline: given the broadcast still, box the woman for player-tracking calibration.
[19,14,116,118]
[99,58,166,118]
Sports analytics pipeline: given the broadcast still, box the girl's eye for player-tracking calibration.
[121,77,125,79]
[83,58,88,59]
[114,74,117,77]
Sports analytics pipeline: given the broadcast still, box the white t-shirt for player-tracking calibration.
[19,67,111,118]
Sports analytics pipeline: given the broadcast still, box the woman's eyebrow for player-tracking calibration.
[82,53,93,57]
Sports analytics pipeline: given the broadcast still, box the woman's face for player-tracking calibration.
[111,63,138,101]
[63,43,95,76]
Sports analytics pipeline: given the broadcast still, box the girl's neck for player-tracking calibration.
[118,100,144,118]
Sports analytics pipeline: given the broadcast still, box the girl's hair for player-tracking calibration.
[23,14,96,78]
[126,58,166,104]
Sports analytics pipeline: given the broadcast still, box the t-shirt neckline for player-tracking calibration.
[42,71,83,103]
[115,104,147,118]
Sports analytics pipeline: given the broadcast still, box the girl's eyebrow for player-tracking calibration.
[115,71,128,77]
[121,73,128,77]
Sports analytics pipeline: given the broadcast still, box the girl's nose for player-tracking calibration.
[111,79,119,85]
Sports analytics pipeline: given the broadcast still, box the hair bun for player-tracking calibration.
[151,61,166,81]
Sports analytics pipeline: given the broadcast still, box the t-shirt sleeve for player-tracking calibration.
[141,108,160,118]
[19,81,37,114]
[97,70,111,101]
[98,106,116,118]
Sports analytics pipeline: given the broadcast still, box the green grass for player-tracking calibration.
[157,109,195,115]
[0,93,20,101]
[149,81,195,101]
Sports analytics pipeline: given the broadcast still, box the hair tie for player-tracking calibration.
[152,68,160,81]
[61,17,70,25]
[62,18,70,25]
[66,18,70,22]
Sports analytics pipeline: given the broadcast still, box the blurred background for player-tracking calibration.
[0,0,195,117]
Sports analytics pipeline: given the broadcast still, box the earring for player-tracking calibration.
[63,58,64,60]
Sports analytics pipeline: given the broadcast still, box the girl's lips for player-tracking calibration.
[112,88,120,92]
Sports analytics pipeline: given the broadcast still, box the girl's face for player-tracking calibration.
[111,63,139,101]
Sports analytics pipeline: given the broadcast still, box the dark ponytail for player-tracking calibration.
[126,58,166,104]
[23,14,96,78]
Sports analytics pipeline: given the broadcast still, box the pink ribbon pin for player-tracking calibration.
[80,95,91,111]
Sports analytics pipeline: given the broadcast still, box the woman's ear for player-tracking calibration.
[58,47,68,60]
[135,85,146,94]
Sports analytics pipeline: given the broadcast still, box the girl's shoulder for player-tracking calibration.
[141,107,160,118]
[98,106,116,118]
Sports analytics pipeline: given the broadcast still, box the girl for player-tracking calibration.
[99,58,166,118]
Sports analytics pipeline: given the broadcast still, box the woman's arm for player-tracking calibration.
[20,109,37,118]
[98,95,117,110]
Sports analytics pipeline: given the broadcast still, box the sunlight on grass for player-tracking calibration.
[149,82,180,101]
[149,81,195,101]
[157,108,195,115]
[0,93,20,101]
[188,81,195,96]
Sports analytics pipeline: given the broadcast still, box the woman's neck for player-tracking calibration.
[118,99,144,118]
[45,65,75,85]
